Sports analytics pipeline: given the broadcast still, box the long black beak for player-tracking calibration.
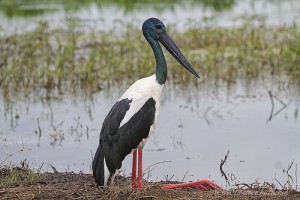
[158,32,200,78]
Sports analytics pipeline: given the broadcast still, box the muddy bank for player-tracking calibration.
[1,167,299,200]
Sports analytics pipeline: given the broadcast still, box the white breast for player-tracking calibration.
[119,74,164,144]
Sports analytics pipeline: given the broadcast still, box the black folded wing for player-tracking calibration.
[92,97,156,186]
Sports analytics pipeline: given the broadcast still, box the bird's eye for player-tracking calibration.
[155,24,162,29]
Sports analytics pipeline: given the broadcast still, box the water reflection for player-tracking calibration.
[1,79,299,188]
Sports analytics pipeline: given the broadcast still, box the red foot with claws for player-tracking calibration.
[161,179,223,190]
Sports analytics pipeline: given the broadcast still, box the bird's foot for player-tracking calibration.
[132,180,144,190]
[136,182,144,190]
[161,179,222,190]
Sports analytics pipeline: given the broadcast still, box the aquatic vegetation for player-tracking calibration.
[0,0,237,18]
[0,20,299,100]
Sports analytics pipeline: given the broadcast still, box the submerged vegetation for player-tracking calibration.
[0,19,299,100]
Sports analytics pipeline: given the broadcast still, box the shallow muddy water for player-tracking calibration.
[1,80,299,188]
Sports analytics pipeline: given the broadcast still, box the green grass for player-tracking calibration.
[0,19,299,99]
[0,165,40,186]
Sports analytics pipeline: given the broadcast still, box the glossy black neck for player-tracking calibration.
[147,38,167,85]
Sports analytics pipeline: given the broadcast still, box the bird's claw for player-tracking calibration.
[161,179,223,190]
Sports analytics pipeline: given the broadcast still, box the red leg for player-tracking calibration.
[137,149,144,189]
[131,149,137,187]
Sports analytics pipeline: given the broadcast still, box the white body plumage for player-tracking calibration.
[120,74,163,147]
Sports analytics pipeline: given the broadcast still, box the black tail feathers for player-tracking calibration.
[92,145,106,186]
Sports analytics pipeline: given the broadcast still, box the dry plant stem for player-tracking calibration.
[143,160,172,174]
[0,146,31,167]
[181,170,189,182]
[220,150,229,186]
[267,90,288,122]
[37,118,42,137]
[296,163,298,190]
[267,91,275,122]
[287,161,294,190]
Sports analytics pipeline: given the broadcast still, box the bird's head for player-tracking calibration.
[142,18,166,41]
[142,18,200,79]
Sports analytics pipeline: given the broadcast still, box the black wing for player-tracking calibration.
[92,97,156,186]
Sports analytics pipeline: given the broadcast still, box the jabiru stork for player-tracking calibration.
[92,18,220,190]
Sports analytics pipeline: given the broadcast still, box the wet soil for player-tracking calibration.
[0,167,299,200]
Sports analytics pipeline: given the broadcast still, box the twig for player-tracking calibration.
[50,107,53,127]
[143,160,171,173]
[267,91,275,122]
[267,90,288,122]
[86,126,89,139]
[220,150,230,186]
[49,164,58,173]
[273,104,287,119]
[230,173,237,181]
[275,178,284,189]
[90,150,94,171]
[296,163,298,190]
[163,174,174,182]
[37,118,42,137]
[37,162,44,176]
[234,183,252,189]
[287,161,294,189]
[181,170,189,182]
[0,146,31,167]
[273,95,287,107]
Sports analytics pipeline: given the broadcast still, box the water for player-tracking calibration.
[0,0,300,35]
[1,81,299,188]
